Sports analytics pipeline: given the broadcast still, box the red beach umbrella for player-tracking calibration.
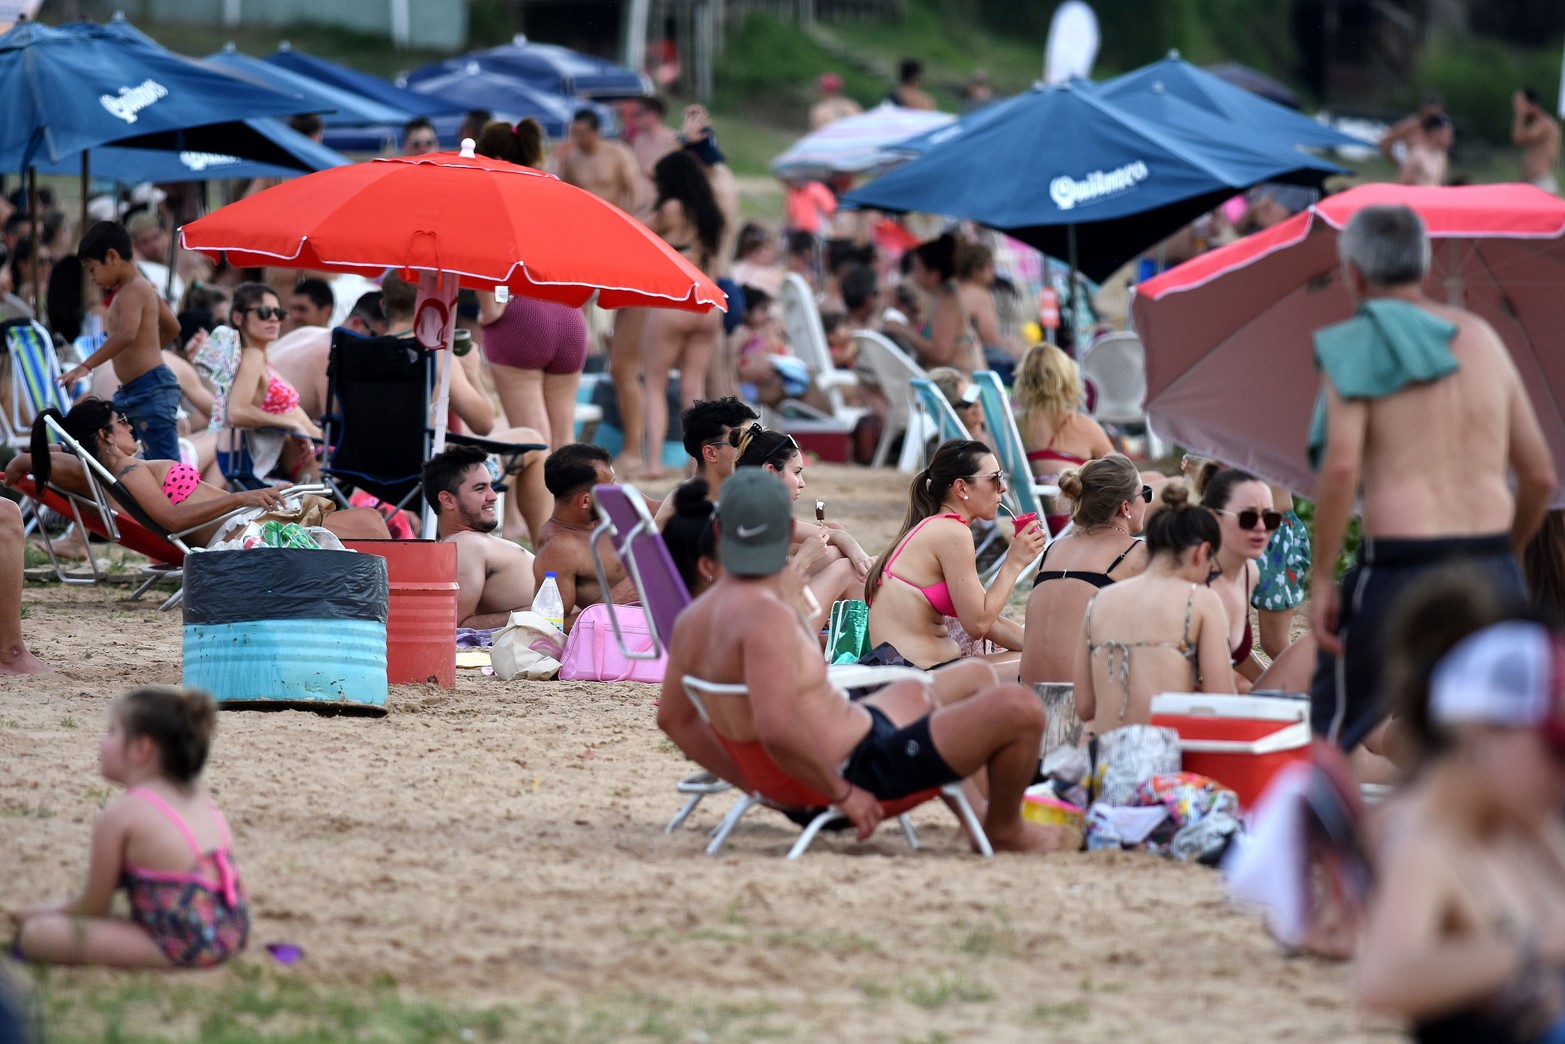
[1132,182,1565,499]
[181,140,725,453]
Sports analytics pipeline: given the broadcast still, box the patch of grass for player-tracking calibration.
[900,1032,953,1044]
[2,718,20,728]
[953,908,1017,959]
[854,977,891,1000]
[903,973,994,1010]
[1030,1000,1091,1024]
[2,804,54,818]
[59,715,78,729]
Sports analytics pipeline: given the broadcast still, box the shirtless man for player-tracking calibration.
[887,59,937,111]
[810,72,862,130]
[1309,205,1556,752]
[1513,88,1561,194]
[656,469,1062,852]
[267,291,387,421]
[559,109,640,215]
[659,397,761,528]
[531,443,638,631]
[424,444,537,628]
[1385,113,1452,187]
[284,277,333,335]
[629,96,681,183]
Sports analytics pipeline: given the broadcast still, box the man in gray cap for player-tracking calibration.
[657,469,1064,852]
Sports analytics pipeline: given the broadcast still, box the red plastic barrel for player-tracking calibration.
[342,539,457,688]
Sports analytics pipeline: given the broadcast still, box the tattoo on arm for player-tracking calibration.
[116,462,140,479]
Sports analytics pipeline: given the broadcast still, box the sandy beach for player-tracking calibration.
[0,462,1398,1042]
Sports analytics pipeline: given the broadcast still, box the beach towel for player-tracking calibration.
[1306,299,1458,468]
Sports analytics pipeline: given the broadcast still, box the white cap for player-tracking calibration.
[1429,621,1557,730]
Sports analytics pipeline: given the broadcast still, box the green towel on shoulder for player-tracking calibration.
[1306,299,1459,468]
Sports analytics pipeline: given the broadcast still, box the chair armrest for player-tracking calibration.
[816,370,859,390]
[825,664,931,691]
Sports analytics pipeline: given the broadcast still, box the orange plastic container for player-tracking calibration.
[342,540,457,688]
[1149,693,1311,809]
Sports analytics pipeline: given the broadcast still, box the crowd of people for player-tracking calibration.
[5,68,1565,1040]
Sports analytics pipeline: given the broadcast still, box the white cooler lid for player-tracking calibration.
[1150,692,1308,724]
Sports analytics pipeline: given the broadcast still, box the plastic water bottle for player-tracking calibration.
[535,572,564,632]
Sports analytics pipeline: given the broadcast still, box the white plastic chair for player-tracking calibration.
[775,273,865,437]
[1079,332,1166,457]
[851,329,927,470]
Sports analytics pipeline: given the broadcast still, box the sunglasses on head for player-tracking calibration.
[1217,508,1283,531]
[245,306,286,321]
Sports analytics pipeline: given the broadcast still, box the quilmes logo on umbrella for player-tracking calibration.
[1049,160,1150,211]
[100,79,169,124]
[179,152,244,173]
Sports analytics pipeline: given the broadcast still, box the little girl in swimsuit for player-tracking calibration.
[10,685,249,968]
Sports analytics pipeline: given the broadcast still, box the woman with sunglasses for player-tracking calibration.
[864,439,1046,671]
[1199,465,1317,694]
[1014,343,1115,534]
[212,282,323,483]
[731,423,870,616]
[1072,482,1234,737]
[1020,455,1150,685]
[22,399,389,547]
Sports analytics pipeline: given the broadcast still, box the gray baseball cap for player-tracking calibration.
[718,469,793,577]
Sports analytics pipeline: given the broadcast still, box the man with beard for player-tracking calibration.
[422,444,537,627]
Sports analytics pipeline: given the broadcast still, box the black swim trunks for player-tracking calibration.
[841,705,962,801]
[1310,533,1526,750]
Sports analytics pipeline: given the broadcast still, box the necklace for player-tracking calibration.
[548,515,596,534]
[1086,522,1130,538]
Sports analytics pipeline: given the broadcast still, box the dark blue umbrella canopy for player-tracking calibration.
[0,20,318,169]
[843,81,1344,282]
[204,46,411,127]
[403,63,582,139]
[26,118,349,183]
[266,43,461,118]
[1098,53,1367,151]
[404,36,649,100]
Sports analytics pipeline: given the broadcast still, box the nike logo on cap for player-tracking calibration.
[736,523,769,538]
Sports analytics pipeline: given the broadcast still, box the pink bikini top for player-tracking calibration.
[120,786,243,909]
[261,368,300,415]
[879,513,964,618]
[160,462,201,505]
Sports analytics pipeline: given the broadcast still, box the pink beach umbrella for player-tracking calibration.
[1131,182,1565,499]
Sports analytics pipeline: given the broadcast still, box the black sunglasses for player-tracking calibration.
[1218,508,1283,532]
[245,306,287,321]
[1139,484,1153,503]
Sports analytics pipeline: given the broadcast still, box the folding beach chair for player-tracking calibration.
[773,273,866,441]
[320,329,545,528]
[851,329,927,470]
[682,675,993,859]
[973,370,1061,537]
[1,319,71,450]
[909,377,973,456]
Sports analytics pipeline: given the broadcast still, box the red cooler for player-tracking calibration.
[1150,693,1311,809]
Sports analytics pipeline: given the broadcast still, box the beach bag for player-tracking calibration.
[558,603,666,684]
[1091,724,1181,806]
[827,600,872,664]
[492,610,564,681]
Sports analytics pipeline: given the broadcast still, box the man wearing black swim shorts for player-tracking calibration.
[1308,205,1555,751]
[657,469,1065,853]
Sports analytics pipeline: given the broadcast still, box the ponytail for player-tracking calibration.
[865,439,989,601]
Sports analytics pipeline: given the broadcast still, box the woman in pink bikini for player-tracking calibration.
[1014,342,1114,534]
[864,439,1046,671]
[23,398,388,546]
[221,282,324,482]
[10,685,249,968]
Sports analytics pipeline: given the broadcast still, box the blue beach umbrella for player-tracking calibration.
[26,118,349,183]
[842,80,1345,283]
[204,46,412,127]
[0,19,321,171]
[404,35,649,100]
[402,63,583,139]
[266,43,461,118]
[1098,52,1369,151]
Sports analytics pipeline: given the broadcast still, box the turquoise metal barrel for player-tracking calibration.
[182,548,390,714]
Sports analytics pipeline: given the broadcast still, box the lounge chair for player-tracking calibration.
[1079,332,1166,459]
[682,675,993,859]
[851,329,927,470]
[1,319,71,450]
[773,273,866,445]
[972,370,1061,539]
[320,329,545,532]
[909,377,973,459]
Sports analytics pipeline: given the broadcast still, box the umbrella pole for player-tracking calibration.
[1066,222,1079,355]
[418,271,461,536]
[82,153,96,325]
[27,168,42,329]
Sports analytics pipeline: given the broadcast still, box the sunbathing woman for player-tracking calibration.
[730,423,869,615]
[864,439,1045,671]
[1020,455,1149,685]
[1014,342,1114,534]
[885,234,982,374]
[24,399,389,547]
[1199,465,1317,694]
[1357,614,1565,1041]
[1073,482,1233,737]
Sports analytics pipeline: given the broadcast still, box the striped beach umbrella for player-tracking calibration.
[770,103,954,182]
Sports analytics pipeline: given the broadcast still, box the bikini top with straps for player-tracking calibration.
[1214,560,1254,665]
[1035,538,1140,590]
[880,513,964,618]
[1086,582,1202,723]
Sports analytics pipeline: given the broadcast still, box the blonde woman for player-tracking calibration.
[1014,342,1114,533]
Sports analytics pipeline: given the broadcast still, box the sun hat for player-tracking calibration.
[1429,621,1565,749]
[717,468,793,577]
